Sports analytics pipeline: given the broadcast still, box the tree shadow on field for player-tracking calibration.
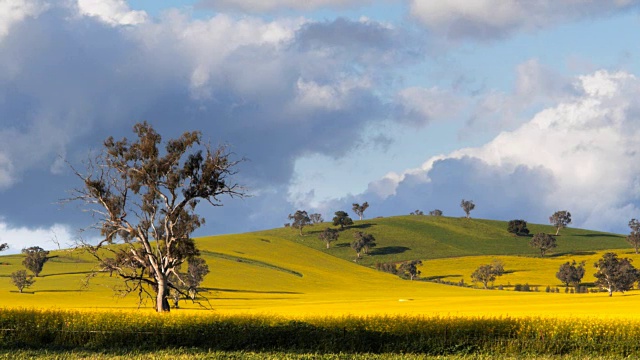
[370,246,410,255]
[349,223,375,230]
[206,287,303,295]
[548,251,596,258]
[34,289,85,293]
[579,233,622,238]
[40,271,94,277]
[424,275,462,281]
[335,243,350,248]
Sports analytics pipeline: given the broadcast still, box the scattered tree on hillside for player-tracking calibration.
[10,270,35,293]
[399,260,423,280]
[627,219,640,254]
[471,260,505,289]
[169,257,210,308]
[352,202,369,221]
[460,199,475,218]
[556,260,585,289]
[309,213,324,225]
[353,231,376,255]
[507,219,530,236]
[410,210,424,215]
[376,262,399,275]
[429,209,443,216]
[549,210,571,235]
[333,211,354,230]
[594,252,639,296]
[68,122,245,312]
[351,231,376,260]
[288,210,311,235]
[318,227,339,249]
[529,233,557,257]
[0,243,7,252]
[22,246,50,277]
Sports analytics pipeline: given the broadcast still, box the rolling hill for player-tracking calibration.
[0,215,637,318]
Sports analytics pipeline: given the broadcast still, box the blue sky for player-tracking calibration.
[1,0,640,252]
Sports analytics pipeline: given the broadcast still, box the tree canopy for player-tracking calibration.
[549,210,571,235]
[471,260,504,289]
[529,233,557,257]
[288,210,311,235]
[70,121,245,312]
[556,260,585,288]
[318,227,339,249]
[352,202,369,221]
[22,246,49,277]
[333,211,354,230]
[507,219,529,236]
[594,252,639,296]
[460,199,475,218]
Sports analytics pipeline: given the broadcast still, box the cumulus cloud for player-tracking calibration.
[325,70,640,233]
[409,0,640,40]
[76,0,147,26]
[0,0,45,40]
[197,0,374,13]
[0,221,76,254]
[464,59,576,135]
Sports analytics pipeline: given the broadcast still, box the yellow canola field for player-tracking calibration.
[1,234,640,320]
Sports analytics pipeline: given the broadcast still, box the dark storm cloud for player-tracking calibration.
[0,5,420,237]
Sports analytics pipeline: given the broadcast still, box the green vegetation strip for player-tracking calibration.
[202,250,303,277]
[0,350,630,359]
[1,309,640,357]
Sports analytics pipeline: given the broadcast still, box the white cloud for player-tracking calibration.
[0,221,76,254]
[409,0,640,40]
[0,0,45,40]
[76,0,148,26]
[363,70,640,232]
[197,0,373,13]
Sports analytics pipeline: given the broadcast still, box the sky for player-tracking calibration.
[2,0,640,253]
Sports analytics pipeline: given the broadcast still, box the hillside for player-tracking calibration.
[254,215,628,266]
[0,216,636,317]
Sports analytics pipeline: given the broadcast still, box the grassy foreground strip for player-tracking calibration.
[0,350,632,360]
[0,309,639,357]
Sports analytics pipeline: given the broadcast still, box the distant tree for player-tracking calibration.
[288,210,311,235]
[0,243,7,252]
[410,210,424,216]
[169,257,210,308]
[529,233,556,257]
[352,202,369,221]
[318,228,340,249]
[309,213,324,225]
[353,231,376,255]
[375,262,399,275]
[10,270,35,293]
[429,209,443,216]
[549,210,571,235]
[460,199,475,218]
[471,260,505,289]
[22,246,50,277]
[594,252,639,296]
[333,211,354,230]
[556,260,585,288]
[507,219,530,236]
[628,219,640,254]
[399,260,423,280]
[627,232,640,255]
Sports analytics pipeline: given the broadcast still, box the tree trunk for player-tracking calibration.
[636,245,638,255]
[608,285,613,297]
[359,215,363,220]
[555,227,560,236]
[156,276,171,312]
[325,242,330,249]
